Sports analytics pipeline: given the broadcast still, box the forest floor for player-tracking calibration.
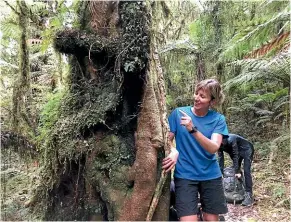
[0,151,290,221]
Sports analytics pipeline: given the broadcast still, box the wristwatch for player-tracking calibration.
[188,126,198,134]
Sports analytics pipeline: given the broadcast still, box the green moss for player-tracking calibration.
[35,1,149,220]
[44,81,121,161]
[119,1,150,73]
[1,173,29,196]
[88,135,133,179]
[54,30,118,56]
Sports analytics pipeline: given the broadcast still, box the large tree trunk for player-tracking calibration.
[33,1,170,221]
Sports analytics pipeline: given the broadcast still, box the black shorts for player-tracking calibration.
[174,177,228,218]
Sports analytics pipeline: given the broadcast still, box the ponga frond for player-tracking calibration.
[224,49,290,90]
[219,7,290,63]
[0,16,20,40]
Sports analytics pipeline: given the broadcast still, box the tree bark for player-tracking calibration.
[35,1,169,221]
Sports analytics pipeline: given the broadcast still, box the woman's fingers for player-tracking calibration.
[180,116,192,126]
[162,148,178,173]
[164,163,175,172]
[162,161,172,169]
[178,110,190,117]
[162,161,174,172]
[163,157,171,163]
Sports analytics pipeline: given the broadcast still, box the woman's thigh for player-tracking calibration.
[199,177,228,215]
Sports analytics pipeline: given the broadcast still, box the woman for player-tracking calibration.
[163,79,228,221]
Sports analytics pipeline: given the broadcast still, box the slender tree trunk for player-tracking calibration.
[12,0,30,132]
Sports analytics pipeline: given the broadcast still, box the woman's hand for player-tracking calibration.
[162,147,179,173]
[179,110,194,132]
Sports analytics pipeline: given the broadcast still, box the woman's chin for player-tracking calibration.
[194,104,201,109]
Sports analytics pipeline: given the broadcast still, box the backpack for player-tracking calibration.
[223,167,245,204]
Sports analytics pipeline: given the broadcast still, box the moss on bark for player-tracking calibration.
[32,1,172,220]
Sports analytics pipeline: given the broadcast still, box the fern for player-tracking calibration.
[224,50,290,90]
[37,89,66,143]
[219,6,290,62]
[0,16,20,40]
[274,95,289,111]
[158,38,198,54]
[268,133,290,164]
[252,116,272,127]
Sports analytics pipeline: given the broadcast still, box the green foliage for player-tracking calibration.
[273,185,286,199]
[219,8,290,62]
[162,53,196,110]
[159,38,198,54]
[223,48,289,132]
[254,141,271,159]
[243,88,288,109]
[40,1,80,53]
[38,79,121,165]
[218,0,290,62]
[119,1,149,73]
[37,89,66,144]
[0,16,20,40]
[189,16,215,50]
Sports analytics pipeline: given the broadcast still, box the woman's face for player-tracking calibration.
[194,88,212,110]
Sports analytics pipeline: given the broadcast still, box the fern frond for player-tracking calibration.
[254,117,272,127]
[274,98,289,111]
[0,60,18,69]
[274,112,288,121]
[0,17,20,40]
[226,106,243,112]
[244,31,290,58]
[253,107,274,116]
[158,38,198,54]
[224,50,290,90]
[219,8,290,62]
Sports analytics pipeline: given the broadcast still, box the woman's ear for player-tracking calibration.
[210,99,216,107]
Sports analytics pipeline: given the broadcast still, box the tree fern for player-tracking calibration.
[0,16,20,40]
[219,6,290,62]
[224,49,290,90]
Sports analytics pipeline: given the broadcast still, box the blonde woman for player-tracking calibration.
[163,79,228,221]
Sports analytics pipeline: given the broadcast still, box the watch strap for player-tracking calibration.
[189,126,198,134]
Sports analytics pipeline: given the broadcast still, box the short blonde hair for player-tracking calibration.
[195,79,225,106]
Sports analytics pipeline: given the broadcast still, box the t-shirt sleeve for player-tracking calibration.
[213,115,228,136]
[168,108,177,134]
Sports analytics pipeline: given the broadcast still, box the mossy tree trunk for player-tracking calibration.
[34,1,170,221]
[11,0,31,133]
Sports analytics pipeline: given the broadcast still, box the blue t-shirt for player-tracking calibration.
[168,106,228,181]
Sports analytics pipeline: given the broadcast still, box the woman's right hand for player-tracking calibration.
[162,147,179,173]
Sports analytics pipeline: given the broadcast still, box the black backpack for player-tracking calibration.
[223,167,245,204]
